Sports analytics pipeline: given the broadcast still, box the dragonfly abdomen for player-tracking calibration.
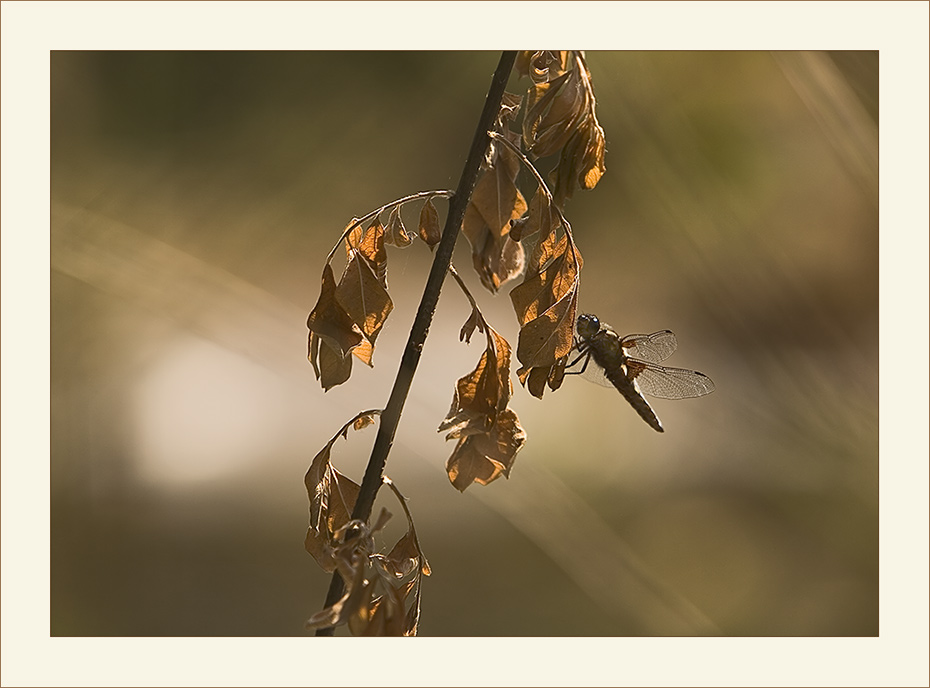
[603,362,665,433]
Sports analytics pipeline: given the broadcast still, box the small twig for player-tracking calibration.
[447,264,480,315]
[325,189,455,265]
[315,51,518,635]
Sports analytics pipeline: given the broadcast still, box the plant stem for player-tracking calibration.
[324,189,454,265]
[315,50,518,635]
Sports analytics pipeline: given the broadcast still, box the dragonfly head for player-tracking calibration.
[576,313,601,339]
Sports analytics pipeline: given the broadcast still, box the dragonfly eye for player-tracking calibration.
[576,313,600,338]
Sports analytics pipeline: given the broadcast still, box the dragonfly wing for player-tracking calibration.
[628,359,716,399]
[621,330,678,363]
[578,354,615,388]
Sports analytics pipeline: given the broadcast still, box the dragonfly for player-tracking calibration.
[568,313,715,432]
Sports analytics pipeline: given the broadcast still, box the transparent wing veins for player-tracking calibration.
[631,360,716,399]
[621,330,678,363]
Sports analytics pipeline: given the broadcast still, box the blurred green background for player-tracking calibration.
[50,51,877,636]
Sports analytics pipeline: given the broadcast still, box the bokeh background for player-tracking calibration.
[51,51,878,636]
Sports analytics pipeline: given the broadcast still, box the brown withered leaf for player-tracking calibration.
[440,324,525,491]
[526,225,562,278]
[383,531,421,579]
[462,138,528,292]
[418,197,442,247]
[524,70,586,159]
[335,253,393,367]
[343,219,365,260]
[510,236,581,326]
[515,51,570,83]
[523,365,551,399]
[307,263,364,357]
[515,287,577,373]
[547,352,568,391]
[459,306,483,345]
[445,408,526,492]
[579,120,607,190]
[362,581,406,636]
[305,558,369,631]
[510,188,558,244]
[309,334,353,391]
[303,412,378,573]
[353,413,377,432]
[404,582,423,636]
[357,219,389,288]
[520,357,568,399]
[439,326,513,439]
[497,91,524,130]
[550,116,607,203]
[304,450,362,573]
[384,206,413,247]
[346,574,377,637]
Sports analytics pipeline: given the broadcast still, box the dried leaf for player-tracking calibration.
[440,326,513,440]
[384,531,420,579]
[385,206,413,247]
[335,254,394,367]
[510,237,580,326]
[310,335,353,391]
[524,70,586,159]
[418,197,442,247]
[515,288,578,372]
[510,188,558,244]
[497,91,524,128]
[344,219,365,260]
[516,51,570,83]
[459,307,483,344]
[363,581,406,636]
[307,263,364,358]
[403,582,423,636]
[305,559,368,630]
[353,412,378,431]
[304,415,375,572]
[517,51,606,203]
[462,146,528,292]
[346,576,377,637]
[357,219,389,288]
[547,353,568,391]
[526,226,563,278]
[445,408,526,491]
[440,322,525,491]
[580,120,607,190]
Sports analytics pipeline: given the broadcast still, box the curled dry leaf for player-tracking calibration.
[335,252,393,367]
[445,408,526,492]
[509,225,582,399]
[306,220,396,389]
[462,128,528,293]
[384,206,413,247]
[355,218,389,289]
[304,413,379,573]
[307,264,365,391]
[510,187,559,244]
[439,322,526,491]
[307,466,430,636]
[524,70,585,160]
[517,51,606,204]
[418,197,442,247]
[515,51,570,83]
[550,115,607,203]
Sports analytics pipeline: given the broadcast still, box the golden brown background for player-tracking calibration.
[51,51,878,636]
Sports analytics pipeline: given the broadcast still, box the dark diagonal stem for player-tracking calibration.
[315,51,518,635]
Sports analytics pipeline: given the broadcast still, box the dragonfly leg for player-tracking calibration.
[564,351,590,376]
